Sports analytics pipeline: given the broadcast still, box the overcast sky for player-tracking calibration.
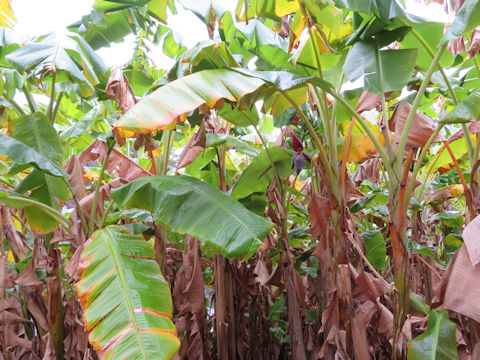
[10,0,451,69]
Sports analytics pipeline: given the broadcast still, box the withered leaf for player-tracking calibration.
[389,102,444,149]
[105,66,136,112]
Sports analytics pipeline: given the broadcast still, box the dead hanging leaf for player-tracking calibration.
[41,333,56,360]
[14,262,41,286]
[353,271,388,301]
[63,297,89,360]
[461,215,480,266]
[25,287,49,335]
[1,207,27,261]
[0,310,30,326]
[1,256,14,288]
[348,299,370,360]
[105,66,136,112]
[308,191,330,238]
[4,326,32,349]
[274,125,294,147]
[79,139,152,181]
[77,177,128,222]
[33,238,52,272]
[176,120,207,171]
[172,235,209,360]
[444,245,480,322]
[65,155,85,199]
[355,90,393,113]
[353,158,380,185]
[448,35,466,56]
[426,184,464,203]
[338,133,386,162]
[447,120,480,143]
[468,27,480,57]
[388,102,444,149]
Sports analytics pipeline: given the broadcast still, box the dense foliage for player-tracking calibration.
[2,0,480,359]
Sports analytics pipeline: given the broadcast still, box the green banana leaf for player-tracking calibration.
[205,133,259,156]
[441,0,480,45]
[114,68,334,135]
[407,310,458,360]
[0,133,66,178]
[5,33,104,96]
[230,147,294,199]
[441,90,480,124]
[360,230,386,270]
[343,40,417,94]
[114,68,266,135]
[76,226,179,360]
[8,112,68,231]
[111,175,274,258]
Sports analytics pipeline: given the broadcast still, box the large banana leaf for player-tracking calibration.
[114,68,333,135]
[114,68,265,135]
[441,0,480,45]
[407,310,458,360]
[10,112,67,231]
[111,175,274,258]
[0,133,66,178]
[441,90,480,124]
[230,147,294,199]
[6,33,105,96]
[76,226,179,359]
[343,41,417,94]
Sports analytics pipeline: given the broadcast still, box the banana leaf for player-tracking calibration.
[111,175,274,258]
[76,225,179,360]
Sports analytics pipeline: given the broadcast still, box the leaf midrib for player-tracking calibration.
[158,176,268,249]
[107,228,147,359]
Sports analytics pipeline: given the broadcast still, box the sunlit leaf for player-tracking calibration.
[111,175,273,258]
[407,310,458,360]
[231,147,294,199]
[76,225,179,360]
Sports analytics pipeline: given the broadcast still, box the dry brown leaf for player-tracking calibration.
[105,66,136,112]
[447,121,480,143]
[444,245,480,322]
[356,91,382,113]
[0,310,31,325]
[426,184,464,203]
[176,122,206,170]
[63,297,89,360]
[462,215,480,266]
[1,207,27,261]
[65,155,85,199]
[1,256,14,288]
[41,333,56,360]
[172,236,209,360]
[14,263,41,286]
[308,192,330,238]
[274,125,294,147]
[284,263,306,360]
[79,139,152,182]
[353,158,380,185]
[348,299,371,360]
[4,326,31,349]
[388,102,444,149]
[468,27,480,57]
[25,287,49,335]
[355,90,393,114]
[353,271,388,301]
[33,238,52,272]
[77,177,128,222]
[448,36,466,56]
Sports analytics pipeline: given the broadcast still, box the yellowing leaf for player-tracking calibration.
[7,250,14,262]
[0,0,15,28]
[338,133,386,162]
